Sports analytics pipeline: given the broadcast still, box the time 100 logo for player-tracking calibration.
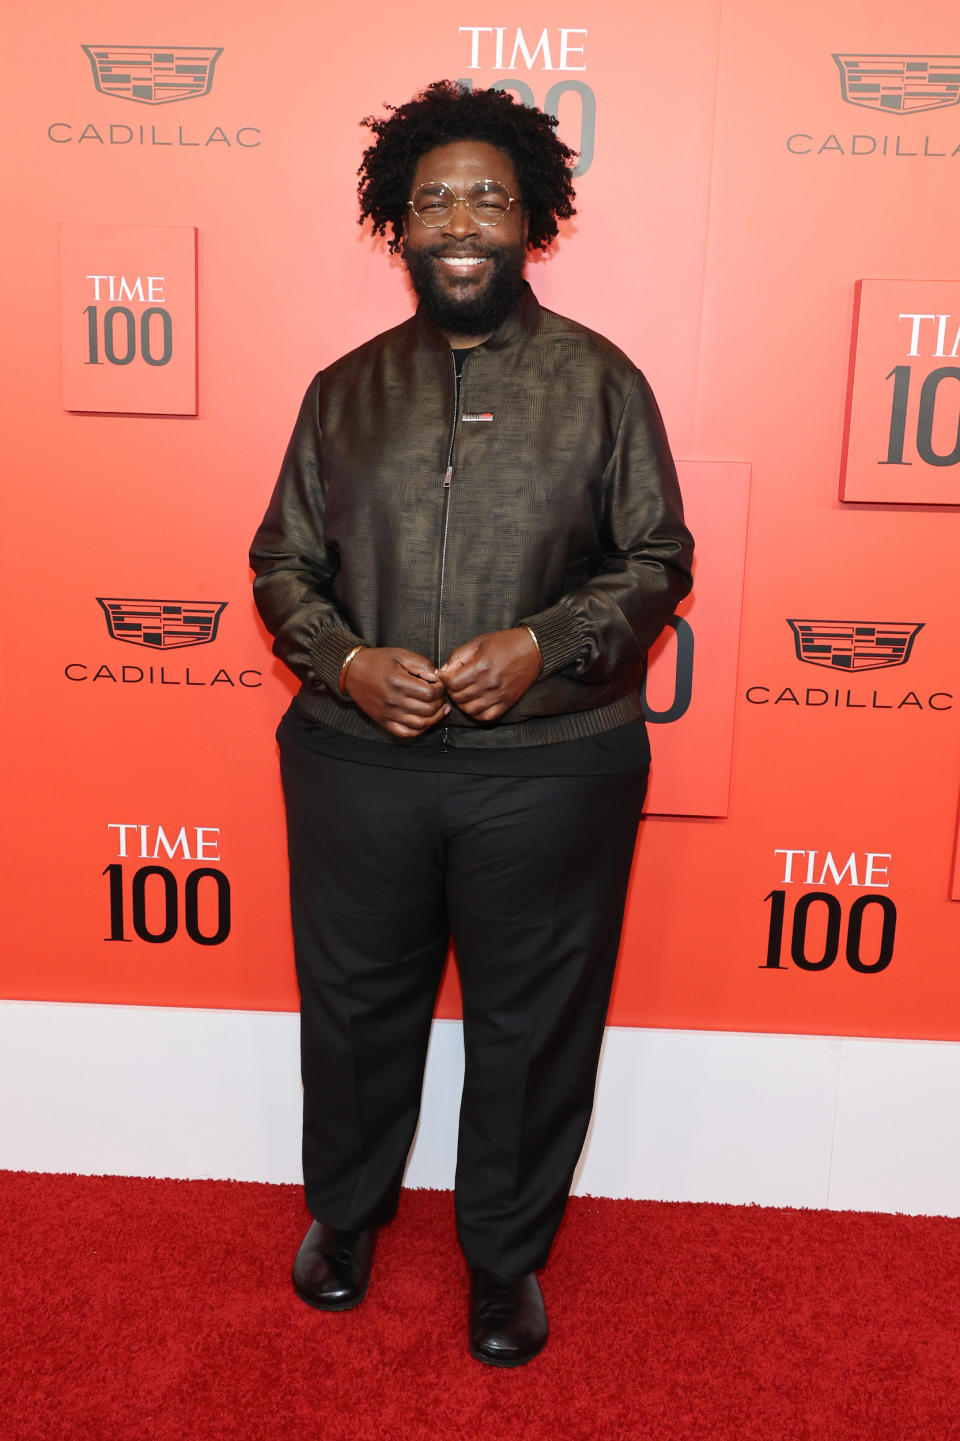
[761,848,897,975]
[883,313,960,468]
[103,823,230,947]
[83,274,173,368]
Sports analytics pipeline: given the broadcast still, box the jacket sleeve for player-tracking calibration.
[519,370,694,681]
[249,376,365,693]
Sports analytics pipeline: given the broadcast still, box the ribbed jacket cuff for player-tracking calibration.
[310,621,367,695]
[518,602,585,677]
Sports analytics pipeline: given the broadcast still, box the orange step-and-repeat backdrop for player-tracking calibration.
[2,1,959,1039]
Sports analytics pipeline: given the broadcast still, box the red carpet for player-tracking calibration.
[4,1172,959,1440]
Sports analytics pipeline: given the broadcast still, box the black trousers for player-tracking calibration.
[278,722,647,1274]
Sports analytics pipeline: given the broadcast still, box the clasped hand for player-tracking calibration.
[343,629,542,739]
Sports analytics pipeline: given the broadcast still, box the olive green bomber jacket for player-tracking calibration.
[249,285,694,748]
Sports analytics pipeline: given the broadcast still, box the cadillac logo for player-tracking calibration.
[833,54,960,115]
[97,598,227,650]
[82,46,223,105]
[787,620,923,673]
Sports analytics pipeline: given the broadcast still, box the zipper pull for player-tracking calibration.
[443,466,453,488]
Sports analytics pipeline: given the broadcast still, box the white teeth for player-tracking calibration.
[439,257,487,266]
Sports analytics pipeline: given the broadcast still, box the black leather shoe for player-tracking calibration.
[292,1220,378,1311]
[469,1267,548,1367]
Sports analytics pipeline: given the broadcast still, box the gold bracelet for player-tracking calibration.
[339,644,368,693]
[522,626,543,664]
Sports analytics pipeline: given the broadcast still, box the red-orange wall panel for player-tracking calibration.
[2,1,958,1039]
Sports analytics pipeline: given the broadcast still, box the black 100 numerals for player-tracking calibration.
[883,366,960,467]
[104,864,230,946]
[762,890,896,974]
[84,305,173,367]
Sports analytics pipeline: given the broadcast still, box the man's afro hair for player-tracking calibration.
[357,80,577,253]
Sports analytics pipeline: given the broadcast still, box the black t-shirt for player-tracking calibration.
[285,699,650,777]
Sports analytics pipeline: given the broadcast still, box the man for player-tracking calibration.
[250,80,693,1367]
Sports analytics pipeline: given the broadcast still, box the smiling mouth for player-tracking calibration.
[437,255,490,270]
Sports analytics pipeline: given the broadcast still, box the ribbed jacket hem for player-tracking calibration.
[293,688,646,748]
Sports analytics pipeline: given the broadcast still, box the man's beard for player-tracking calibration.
[404,241,526,336]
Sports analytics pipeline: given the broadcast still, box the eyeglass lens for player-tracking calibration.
[410,181,513,226]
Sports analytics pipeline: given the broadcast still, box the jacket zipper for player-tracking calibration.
[437,351,465,752]
[435,349,462,667]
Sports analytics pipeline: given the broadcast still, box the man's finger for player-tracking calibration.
[446,687,492,712]
[400,663,441,683]
[459,704,505,723]
[391,693,450,719]
[442,659,487,692]
[392,673,445,701]
[393,683,445,706]
[385,703,445,732]
[392,706,447,732]
[396,650,442,681]
[445,667,497,698]
[388,693,446,718]
[454,691,500,716]
[439,638,481,673]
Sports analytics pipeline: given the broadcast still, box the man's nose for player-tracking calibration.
[444,197,479,238]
